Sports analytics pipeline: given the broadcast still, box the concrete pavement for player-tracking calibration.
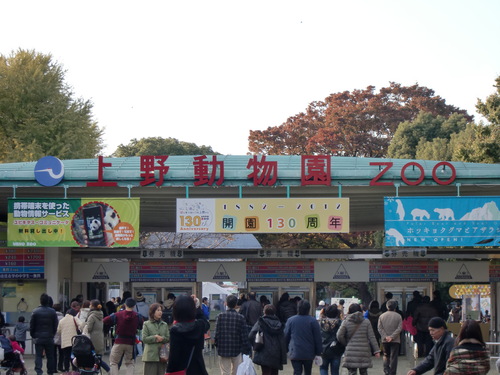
[17,350,499,375]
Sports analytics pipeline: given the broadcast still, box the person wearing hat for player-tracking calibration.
[103,297,143,375]
[317,300,326,319]
[407,317,455,375]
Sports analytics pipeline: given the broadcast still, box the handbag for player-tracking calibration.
[253,330,264,351]
[166,346,194,375]
[73,318,82,335]
[159,343,169,363]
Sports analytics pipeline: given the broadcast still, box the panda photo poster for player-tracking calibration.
[7,198,140,248]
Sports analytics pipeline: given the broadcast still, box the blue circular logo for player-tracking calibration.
[34,156,65,186]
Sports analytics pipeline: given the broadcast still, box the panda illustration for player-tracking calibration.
[89,218,102,235]
[103,207,120,245]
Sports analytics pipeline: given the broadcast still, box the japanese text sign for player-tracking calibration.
[0,248,45,279]
[176,198,349,233]
[385,196,500,247]
[8,198,140,248]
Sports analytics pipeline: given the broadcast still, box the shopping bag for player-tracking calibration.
[403,316,417,336]
[314,355,323,366]
[159,343,169,363]
[236,354,257,375]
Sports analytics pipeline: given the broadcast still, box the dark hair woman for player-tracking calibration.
[364,300,382,346]
[444,319,490,375]
[249,304,287,375]
[166,295,210,375]
[319,304,344,375]
[142,303,169,375]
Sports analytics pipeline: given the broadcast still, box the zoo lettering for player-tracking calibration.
[85,156,457,187]
[369,161,456,186]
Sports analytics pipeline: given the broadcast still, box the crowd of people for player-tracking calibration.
[4,289,495,375]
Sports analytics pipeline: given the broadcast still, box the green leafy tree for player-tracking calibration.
[389,77,500,163]
[0,49,103,162]
[113,137,219,157]
[476,75,500,125]
[450,123,500,163]
[387,112,469,159]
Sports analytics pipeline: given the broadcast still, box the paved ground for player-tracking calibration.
[16,350,499,375]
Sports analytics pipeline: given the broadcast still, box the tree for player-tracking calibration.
[450,123,500,163]
[387,112,469,159]
[476,75,500,125]
[0,49,103,162]
[249,82,471,157]
[389,77,500,163]
[113,137,219,157]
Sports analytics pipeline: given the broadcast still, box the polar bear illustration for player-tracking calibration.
[386,228,405,246]
[395,199,405,220]
[411,208,430,220]
[434,208,455,221]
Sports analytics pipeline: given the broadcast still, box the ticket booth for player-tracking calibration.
[249,284,313,306]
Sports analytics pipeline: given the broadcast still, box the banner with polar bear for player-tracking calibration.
[384,196,500,247]
[7,198,140,248]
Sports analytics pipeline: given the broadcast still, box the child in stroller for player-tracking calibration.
[71,334,109,374]
[0,334,27,375]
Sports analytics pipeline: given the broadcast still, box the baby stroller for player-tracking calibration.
[0,335,27,375]
[71,335,102,374]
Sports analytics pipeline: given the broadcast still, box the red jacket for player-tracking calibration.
[10,340,24,354]
[103,309,142,345]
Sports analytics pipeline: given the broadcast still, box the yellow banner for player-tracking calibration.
[177,198,349,233]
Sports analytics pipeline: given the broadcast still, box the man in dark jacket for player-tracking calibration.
[284,300,323,375]
[239,291,262,330]
[277,292,297,323]
[407,317,454,375]
[103,297,143,375]
[30,293,58,375]
[413,296,438,357]
[215,294,252,375]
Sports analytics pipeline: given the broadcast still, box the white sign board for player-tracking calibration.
[438,261,489,282]
[73,262,130,282]
[197,262,246,282]
[314,261,369,282]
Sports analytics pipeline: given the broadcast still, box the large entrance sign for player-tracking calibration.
[384,196,500,247]
[8,198,140,248]
[176,198,349,233]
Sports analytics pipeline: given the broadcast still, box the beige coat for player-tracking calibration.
[57,314,83,348]
[378,311,402,344]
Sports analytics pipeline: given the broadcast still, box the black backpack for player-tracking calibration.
[321,320,345,358]
[162,307,174,325]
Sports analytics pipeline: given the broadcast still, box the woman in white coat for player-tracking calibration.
[57,313,83,372]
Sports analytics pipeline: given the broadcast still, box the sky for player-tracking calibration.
[2,1,499,156]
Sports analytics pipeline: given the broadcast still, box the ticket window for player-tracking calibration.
[164,287,194,300]
[285,290,310,302]
[251,288,279,306]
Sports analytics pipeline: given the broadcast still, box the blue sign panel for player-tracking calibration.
[384,196,500,247]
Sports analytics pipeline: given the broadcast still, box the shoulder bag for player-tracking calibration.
[166,346,195,375]
[73,318,82,335]
[254,330,264,351]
